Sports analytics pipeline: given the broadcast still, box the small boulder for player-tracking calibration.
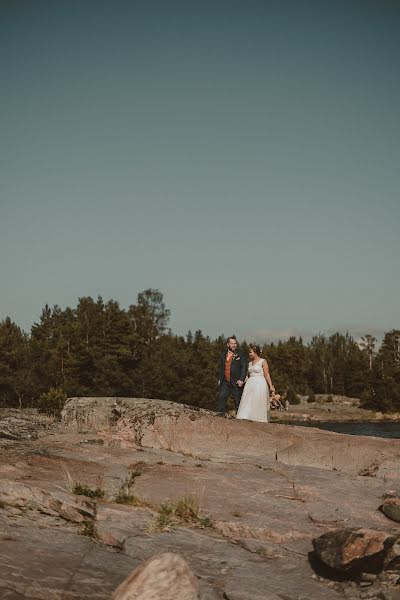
[112,552,200,600]
[381,498,400,523]
[0,480,95,523]
[382,490,399,500]
[384,540,400,572]
[312,528,396,575]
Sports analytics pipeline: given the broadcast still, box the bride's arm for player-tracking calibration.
[262,360,275,393]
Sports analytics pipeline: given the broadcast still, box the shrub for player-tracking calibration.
[307,391,316,403]
[37,387,68,418]
[175,495,200,523]
[81,520,94,537]
[156,502,177,529]
[361,379,400,413]
[360,389,376,410]
[151,495,212,531]
[286,387,300,405]
[72,484,104,499]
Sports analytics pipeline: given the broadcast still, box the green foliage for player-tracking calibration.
[1,289,400,413]
[286,387,300,405]
[360,331,400,412]
[174,495,200,522]
[0,318,31,408]
[197,515,213,528]
[307,391,316,403]
[81,520,95,537]
[156,502,177,529]
[37,387,68,418]
[152,495,212,531]
[361,375,400,413]
[114,466,144,505]
[72,483,105,499]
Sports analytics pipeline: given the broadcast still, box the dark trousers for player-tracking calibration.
[217,380,243,413]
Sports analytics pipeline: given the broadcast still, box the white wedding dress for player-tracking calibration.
[236,359,270,422]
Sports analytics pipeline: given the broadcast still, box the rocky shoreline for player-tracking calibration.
[270,402,400,423]
[1,399,400,599]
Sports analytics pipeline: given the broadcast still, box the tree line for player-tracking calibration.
[0,289,399,412]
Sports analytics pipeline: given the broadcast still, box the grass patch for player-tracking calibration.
[128,461,146,470]
[113,465,144,504]
[155,502,177,530]
[57,464,104,500]
[128,469,142,482]
[32,446,53,457]
[118,466,144,492]
[175,495,200,522]
[114,492,152,508]
[72,484,105,499]
[152,495,212,531]
[81,519,94,537]
[197,515,213,528]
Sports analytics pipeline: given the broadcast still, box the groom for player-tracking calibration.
[217,335,247,414]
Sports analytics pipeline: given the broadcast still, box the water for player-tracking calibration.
[282,421,400,439]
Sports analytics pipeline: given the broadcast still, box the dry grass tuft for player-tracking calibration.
[151,495,212,531]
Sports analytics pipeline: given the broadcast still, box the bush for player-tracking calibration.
[175,495,200,523]
[37,387,67,418]
[307,390,316,403]
[72,484,104,499]
[361,378,400,413]
[152,495,212,531]
[286,387,300,405]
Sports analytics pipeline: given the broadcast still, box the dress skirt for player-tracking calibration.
[236,375,269,422]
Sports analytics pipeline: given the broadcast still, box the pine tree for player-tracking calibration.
[366,330,400,411]
[0,318,31,407]
[360,335,377,371]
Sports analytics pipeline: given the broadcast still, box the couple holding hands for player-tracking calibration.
[217,335,275,423]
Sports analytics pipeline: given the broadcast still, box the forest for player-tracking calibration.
[1,289,399,413]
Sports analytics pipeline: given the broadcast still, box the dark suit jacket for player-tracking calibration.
[219,349,247,386]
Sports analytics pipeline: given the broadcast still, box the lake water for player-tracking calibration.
[282,421,400,439]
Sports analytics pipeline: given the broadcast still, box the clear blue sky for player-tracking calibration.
[1,0,399,342]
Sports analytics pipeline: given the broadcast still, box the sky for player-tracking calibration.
[1,0,399,343]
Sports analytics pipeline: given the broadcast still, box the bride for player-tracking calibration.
[236,344,275,423]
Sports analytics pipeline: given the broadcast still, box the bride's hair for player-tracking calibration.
[249,343,262,356]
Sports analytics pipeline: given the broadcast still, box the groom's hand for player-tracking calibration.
[237,380,244,388]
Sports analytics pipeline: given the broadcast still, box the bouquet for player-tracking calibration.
[270,392,284,410]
